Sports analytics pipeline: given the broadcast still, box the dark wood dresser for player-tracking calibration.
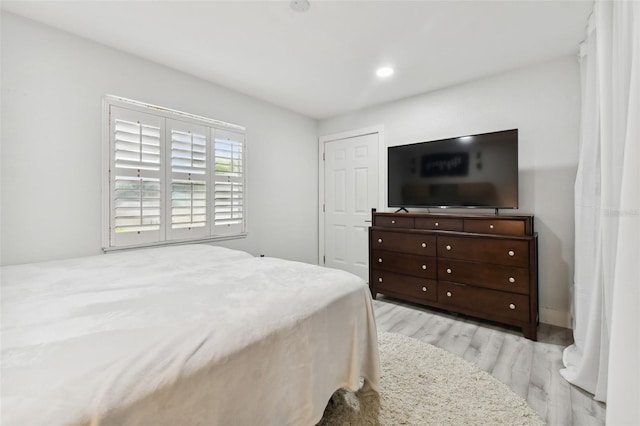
[369,210,538,340]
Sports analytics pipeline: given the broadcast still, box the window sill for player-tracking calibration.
[102,233,248,253]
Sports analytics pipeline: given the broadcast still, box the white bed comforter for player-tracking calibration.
[1,245,379,425]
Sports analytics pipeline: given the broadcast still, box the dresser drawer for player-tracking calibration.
[437,259,529,295]
[374,215,414,228]
[414,217,463,231]
[438,282,530,323]
[437,236,529,267]
[372,270,437,302]
[371,250,436,278]
[464,219,526,236]
[371,230,436,256]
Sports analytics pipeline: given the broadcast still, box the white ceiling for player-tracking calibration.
[2,0,593,119]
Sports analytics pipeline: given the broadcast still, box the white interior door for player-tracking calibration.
[324,133,379,282]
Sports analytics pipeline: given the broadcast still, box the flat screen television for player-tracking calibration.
[388,129,518,210]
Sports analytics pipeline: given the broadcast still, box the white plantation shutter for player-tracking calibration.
[166,120,210,240]
[110,106,163,247]
[213,129,245,235]
[104,97,246,250]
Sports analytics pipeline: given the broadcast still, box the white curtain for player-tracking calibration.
[560,1,640,424]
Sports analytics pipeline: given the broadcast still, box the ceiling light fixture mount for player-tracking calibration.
[290,0,310,12]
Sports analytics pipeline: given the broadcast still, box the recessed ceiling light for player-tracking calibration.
[376,67,394,78]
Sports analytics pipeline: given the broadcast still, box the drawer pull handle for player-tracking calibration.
[435,222,439,227]
[490,224,494,229]
[446,291,452,297]
[508,250,515,257]
[391,220,396,224]
[446,268,452,274]
[378,258,383,263]
[509,303,516,310]
[422,286,427,292]
[421,242,427,248]
[378,277,383,283]
[446,245,452,251]
[377,238,383,243]
[421,264,427,270]
[509,277,516,283]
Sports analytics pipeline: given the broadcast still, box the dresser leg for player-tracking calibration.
[369,288,378,299]
[523,323,537,341]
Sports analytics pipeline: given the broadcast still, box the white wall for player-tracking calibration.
[0,13,319,266]
[319,57,581,328]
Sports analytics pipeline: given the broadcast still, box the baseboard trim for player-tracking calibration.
[540,307,571,329]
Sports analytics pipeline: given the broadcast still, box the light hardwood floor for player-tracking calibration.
[372,296,606,426]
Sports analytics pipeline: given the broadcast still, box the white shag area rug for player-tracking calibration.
[318,332,545,425]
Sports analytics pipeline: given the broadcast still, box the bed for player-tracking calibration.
[1,244,380,425]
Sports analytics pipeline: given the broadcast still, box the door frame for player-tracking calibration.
[318,125,386,266]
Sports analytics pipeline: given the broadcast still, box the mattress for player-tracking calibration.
[1,244,379,425]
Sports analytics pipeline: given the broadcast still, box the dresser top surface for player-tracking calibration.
[373,211,533,220]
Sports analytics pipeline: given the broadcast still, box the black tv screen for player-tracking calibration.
[388,129,518,209]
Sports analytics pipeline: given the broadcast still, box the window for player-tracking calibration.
[214,130,244,231]
[103,96,246,250]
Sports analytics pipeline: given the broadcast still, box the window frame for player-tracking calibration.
[102,95,247,251]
